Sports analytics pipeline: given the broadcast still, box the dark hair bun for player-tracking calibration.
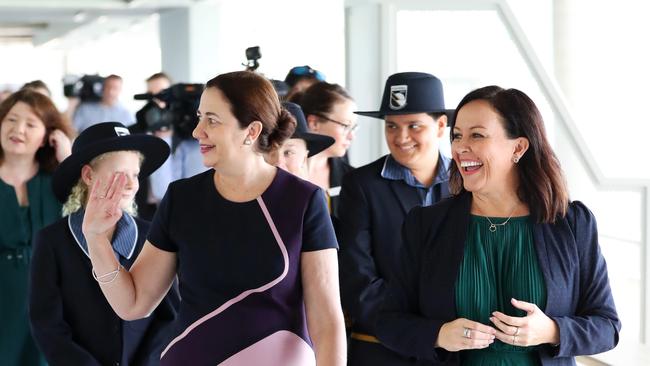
[264,107,296,151]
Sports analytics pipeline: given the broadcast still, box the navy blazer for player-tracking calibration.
[339,155,450,335]
[329,156,354,219]
[29,216,180,366]
[376,192,620,365]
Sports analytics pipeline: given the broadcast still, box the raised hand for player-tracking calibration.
[82,172,126,239]
[435,318,496,352]
[48,129,72,162]
[490,298,560,347]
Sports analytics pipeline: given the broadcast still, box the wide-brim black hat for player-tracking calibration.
[355,72,454,119]
[283,102,335,157]
[52,121,170,203]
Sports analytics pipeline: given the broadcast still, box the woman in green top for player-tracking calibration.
[0,89,73,365]
[377,86,619,365]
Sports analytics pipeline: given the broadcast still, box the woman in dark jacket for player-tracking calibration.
[377,86,620,365]
[29,122,179,366]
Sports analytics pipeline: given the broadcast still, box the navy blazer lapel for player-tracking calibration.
[448,193,472,282]
[425,193,471,304]
[388,179,421,214]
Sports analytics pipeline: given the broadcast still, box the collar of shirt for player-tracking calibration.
[380,154,451,188]
[68,209,138,260]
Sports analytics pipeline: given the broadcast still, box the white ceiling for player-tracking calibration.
[0,0,203,45]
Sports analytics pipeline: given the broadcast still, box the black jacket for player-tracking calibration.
[377,193,621,365]
[328,156,354,219]
[29,216,179,366]
[339,155,450,335]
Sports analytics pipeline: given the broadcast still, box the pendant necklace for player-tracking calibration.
[484,204,518,232]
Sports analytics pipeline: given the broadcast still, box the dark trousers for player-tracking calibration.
[348,338,416,366]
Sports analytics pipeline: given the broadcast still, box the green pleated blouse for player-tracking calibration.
[455,215,546,366]
[0,171,61,366]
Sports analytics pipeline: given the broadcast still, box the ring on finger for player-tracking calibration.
[514,326,520,336]
[513,335,518,344]
[463,327,471,339]
[98,195,106,199]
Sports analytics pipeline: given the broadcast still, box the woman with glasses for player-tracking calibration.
[295,81,357,219]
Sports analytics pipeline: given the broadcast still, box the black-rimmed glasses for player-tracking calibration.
[314,113,359,133]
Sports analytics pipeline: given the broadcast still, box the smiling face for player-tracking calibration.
[192,87,252,172]
[82,151,141,210]
[451,99,528,196]
[384,112,446,170]
[0,101,46,160]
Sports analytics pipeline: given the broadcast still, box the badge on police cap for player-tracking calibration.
[389,85,408,110]
[114,126,130,136]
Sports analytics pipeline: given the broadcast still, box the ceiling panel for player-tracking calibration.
[0,0,202,45]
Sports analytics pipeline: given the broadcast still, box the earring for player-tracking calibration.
[243,138,252,146]
[513,155,520,163]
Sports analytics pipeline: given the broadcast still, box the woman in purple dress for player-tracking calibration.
[81,71,346,365]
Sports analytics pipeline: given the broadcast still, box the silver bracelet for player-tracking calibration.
[92,264,123,284]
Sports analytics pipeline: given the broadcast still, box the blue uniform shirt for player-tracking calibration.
[380,154,451,207]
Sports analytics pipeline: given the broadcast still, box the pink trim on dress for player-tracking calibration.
[219,330,315,366]
[161,197,289,358]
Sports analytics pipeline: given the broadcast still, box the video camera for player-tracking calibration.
[242,46,289,98]
[63,74,105,102]
[133,83,204,139]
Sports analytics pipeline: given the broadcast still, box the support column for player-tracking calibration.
[159,2,221,83]
[346,3,387,167]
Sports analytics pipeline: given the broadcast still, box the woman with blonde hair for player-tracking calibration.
[29,122,178,366]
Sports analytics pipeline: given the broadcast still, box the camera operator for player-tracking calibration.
[131,77,207,218]
[129,73,175,219]
[73,74,134,133]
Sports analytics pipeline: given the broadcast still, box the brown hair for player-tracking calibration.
[105,74,122,83]
[21,80,51,97]
[206,71,295,153]
[146,72,171,83]
[449,85,569,223]
[297,81,353,119]
[0,89,74,172]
